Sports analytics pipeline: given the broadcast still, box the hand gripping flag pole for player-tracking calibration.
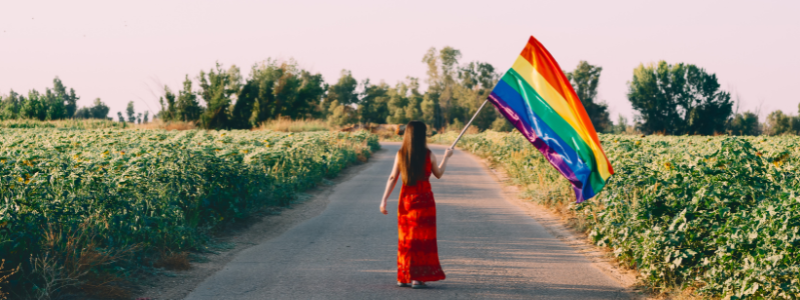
[448,99,490,150]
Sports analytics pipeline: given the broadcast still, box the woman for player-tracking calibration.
[380,121,454,289]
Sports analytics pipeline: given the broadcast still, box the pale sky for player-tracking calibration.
[1,0,798,122]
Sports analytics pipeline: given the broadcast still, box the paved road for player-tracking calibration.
[184,143,629,300]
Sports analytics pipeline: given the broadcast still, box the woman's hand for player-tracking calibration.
[444,148,454,158]
[380,203,388,215]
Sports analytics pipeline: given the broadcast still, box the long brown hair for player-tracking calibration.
[398,121,428,186]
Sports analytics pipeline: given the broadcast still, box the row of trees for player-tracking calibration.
[325,47,511,132]
[763,107,800,135]
[158,60,326,129]
[0,56,626,133]
[155,50,514,132]
[310,51,795,137]
[2,53,796,136]
[115,101,150,124]
[0,78,80,120]
[572,60,798,136]
[0,77,122,121]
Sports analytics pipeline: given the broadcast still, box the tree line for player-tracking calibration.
[128,50,800,136]
[567,60,800,136]
[625,61,800,136]
[153,50,603,133]
[0,77,111,121]
[2,49,798,136]
[0,79,165,125]
[154,52,513,133]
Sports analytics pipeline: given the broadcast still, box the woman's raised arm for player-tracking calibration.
[379,152,401,215]
[430,149,454,179]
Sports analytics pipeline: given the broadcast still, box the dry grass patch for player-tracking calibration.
[153,252,191,271]
[0,259,19,300]
[0,119,126,129]
[79,277,132,300]
[22,222,138,300]
[133,119,196,131]
[257,118,331,132]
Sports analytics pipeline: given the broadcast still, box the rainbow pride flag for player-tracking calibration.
[488,36,614,202]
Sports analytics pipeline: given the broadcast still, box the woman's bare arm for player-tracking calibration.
[379,152,401,215]
[430,148,454,179]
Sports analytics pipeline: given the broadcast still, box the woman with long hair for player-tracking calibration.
[379,121,454,289]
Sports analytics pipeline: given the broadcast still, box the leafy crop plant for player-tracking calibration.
[434,131,800,299]
[0,129,379,298]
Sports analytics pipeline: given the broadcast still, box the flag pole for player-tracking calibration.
[448,99,490,150]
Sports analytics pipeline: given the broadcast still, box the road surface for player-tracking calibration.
[184,143,630,299]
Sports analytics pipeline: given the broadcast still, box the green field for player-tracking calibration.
[434,131,800,299]
[3,126,798,299]
[0,129,378,298]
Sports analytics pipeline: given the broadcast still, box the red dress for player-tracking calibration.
[397,150,446,283]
